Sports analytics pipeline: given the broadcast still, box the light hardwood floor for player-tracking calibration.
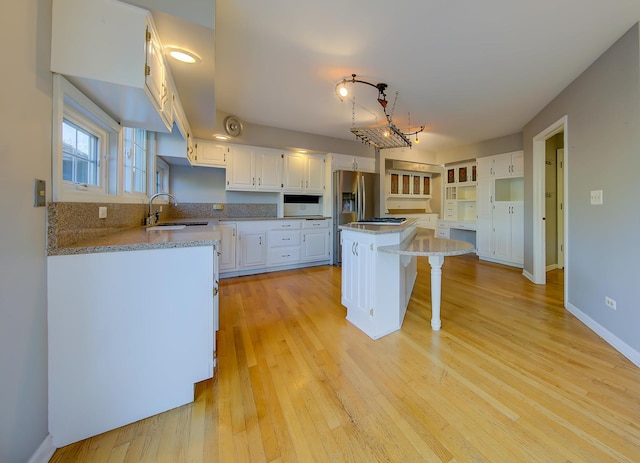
[50,255,640,462]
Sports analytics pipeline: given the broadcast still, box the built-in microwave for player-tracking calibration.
[283,194,322,217]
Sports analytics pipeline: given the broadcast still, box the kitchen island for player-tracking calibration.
[339,220,473,339]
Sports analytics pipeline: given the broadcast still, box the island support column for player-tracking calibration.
[428,255,445,330]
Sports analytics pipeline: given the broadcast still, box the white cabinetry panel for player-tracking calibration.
[48,246,215,447]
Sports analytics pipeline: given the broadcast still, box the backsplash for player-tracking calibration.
[47,202,278,249]
[167,203,277,219]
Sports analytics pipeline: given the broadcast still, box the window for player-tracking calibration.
[123,128,148,195]
[62,118,100,186]
[53,75,119,201]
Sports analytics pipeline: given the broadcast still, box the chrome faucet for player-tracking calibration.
[147,193,178,226]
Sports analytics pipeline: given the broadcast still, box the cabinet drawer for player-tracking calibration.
[269,230,301,246]
[270,221,302,230]
[436,228,450,239]
[268,247,301,265]
[303,219,329,229]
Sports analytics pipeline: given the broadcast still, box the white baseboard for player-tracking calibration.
[566,302,640,368]
[546,263,558,271]
[28,434,56,463]
[522,269,535,283]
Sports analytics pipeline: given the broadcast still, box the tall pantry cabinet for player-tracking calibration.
[476,151,524,267]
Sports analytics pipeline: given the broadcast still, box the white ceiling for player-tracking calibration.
[156,0,640,154]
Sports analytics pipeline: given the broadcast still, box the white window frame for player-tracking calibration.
[52,74,120,202]
[154,155,170,196]
[122,127,150,200]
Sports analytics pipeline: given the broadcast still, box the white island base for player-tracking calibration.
[340,221,475,338]
[340,222,418,339]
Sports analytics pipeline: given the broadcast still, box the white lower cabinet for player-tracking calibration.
[218,223,237,271]
[238,222,267,269]
[268,220,302,266]
[221,219,331,277]
[492,202,524,264]
[47,246,216,447]
[302,219,330,261]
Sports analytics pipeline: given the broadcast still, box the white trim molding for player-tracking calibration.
[567,302,640,368]
[28,434,56,463]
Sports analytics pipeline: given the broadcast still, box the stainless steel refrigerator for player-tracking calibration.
[332,170,380,265]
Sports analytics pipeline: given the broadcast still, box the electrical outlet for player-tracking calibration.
[605,296,616,310]
[590,190,603,205]
[98,206,107,219]
[213,203,224,210]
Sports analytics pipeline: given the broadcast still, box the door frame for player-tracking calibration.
[532,116,568,305]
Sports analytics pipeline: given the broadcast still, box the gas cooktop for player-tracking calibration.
[356,217,407,225]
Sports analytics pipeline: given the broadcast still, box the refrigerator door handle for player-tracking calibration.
[360,175,367,220]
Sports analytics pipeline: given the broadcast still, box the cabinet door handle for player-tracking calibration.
[259,236,262,245]
[355,242,359,256]
[352,242,355,255]
[253,177,255,186]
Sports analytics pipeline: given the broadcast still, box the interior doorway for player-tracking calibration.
[532,116,568,306]
[544,139,564,271]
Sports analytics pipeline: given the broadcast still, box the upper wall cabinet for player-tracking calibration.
[330,153,376,173]
[282,153,325,194]
[477,151,524,179]
[194,140,228,168]
[226,145,283,192]
[51,0,174,133]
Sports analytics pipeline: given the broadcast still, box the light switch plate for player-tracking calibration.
[34,179,46,207]
[99,206,107,219]
[590,189,603,205]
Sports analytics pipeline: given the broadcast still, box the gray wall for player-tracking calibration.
[0,0,52,461]
[169,165,281,204]
[213,109,376,158]
[522,24,640,352]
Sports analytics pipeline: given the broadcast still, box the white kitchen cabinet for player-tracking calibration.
[267,220,302,266]
[47,246,215,447]
[51,0,175,133]
[218,223,237,271]
[302,219,330,261]
[283,152,325,193]
[157,92,195,164]
[341,231,375,329]
[226,146,282,191]
[477,151,523,178]
[493,202,524,264]
[340,224,417,339]
[239,231,267,268]
[476,175,523,266]
[195,140,228,167]
[331,153,376,173]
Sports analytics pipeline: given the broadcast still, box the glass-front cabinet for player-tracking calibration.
[387,170,432,198]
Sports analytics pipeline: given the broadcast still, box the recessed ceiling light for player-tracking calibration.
[165,47,201,64]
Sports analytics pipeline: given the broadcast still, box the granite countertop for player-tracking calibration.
[48,221,221,256]
[338,218,417,235]
[378,228,474,256]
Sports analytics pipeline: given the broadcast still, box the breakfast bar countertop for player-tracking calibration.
[378,228,474,256]
[338,218,417,235]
